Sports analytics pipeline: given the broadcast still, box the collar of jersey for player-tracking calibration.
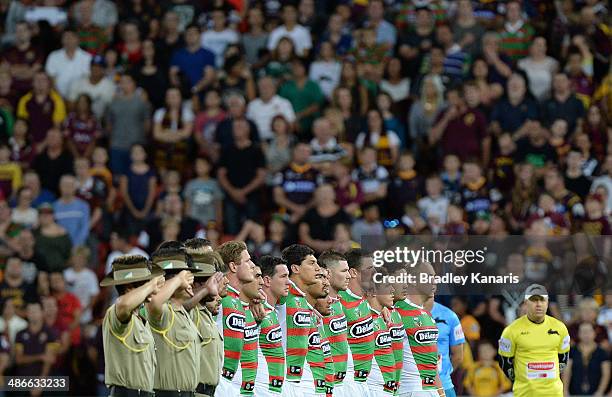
[404,297,424,310]
[264,301,275,311]
[288,279,306,297]
[290,162,312,174]
[240,300,250,310]
[346,288,363,300]
[227,284,240,298]
[370,306,381,316]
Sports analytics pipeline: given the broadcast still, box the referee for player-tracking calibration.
[100,255,164,397]
[498,284,570,397]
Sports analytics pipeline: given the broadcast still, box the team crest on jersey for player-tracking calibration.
[414,328,439,344]
[265,326,283,343]
[226,312,246,331]
[293,311,311,327]
[308,331,321,347]
[244,323,259,341]
[329,317,347,333]
[414,317,422,327]
[349,317,374,338]
[375,331,392,347]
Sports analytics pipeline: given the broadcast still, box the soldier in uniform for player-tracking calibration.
[184,249,227,397]
[100,255,165,397]
[148,241,204,397]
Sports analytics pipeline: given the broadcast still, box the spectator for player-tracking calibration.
[0,141,21,199]
[563,322,611,396]
[499,0,535,62]
[183,156,223,229]
[115,20,143,69]
[267,4,312,57]
[104,229,148,274]
[14,302,58,378]
[217,118,266,235]
[408,74,445,159]
[74,156,112,239]
[355,108,400,169]
[452,0,485,57]
[542,72,585,134]
[376,92,406,148]
[240,7,269,68]
[310,117,346,164]
[517,37,559,102]
[0,298,27,346]
[53,175,90,247]
[397,5,436,79]
[105,73,150,176]
[63,94,102,159]
[351,202,384,242]
[334,163,363,218]
[463,340,511,397]
[308,41,342,101]
[0,256,38,317]
[143,193,202,250]
[67,55,117,120]
[319,13,352,57]
[352,146,389,207]
[490,73,539,137]
[569,297,610,348]
[298,184,351,252]
[73,0,108,55]
[262,115,295,178]
[169,24,215,95]
[582,104,609,162]
[246,76,296,142]
[338,61,369,116]
[134,39,168,111]
[214,93,259,151]
[118,144,157,235]
[49,272,82,347]
[435,23,471,81]
[363,0,397,50]
[273,143,320,224]
[0,21,44,93]
[263,37,296,82]
[565,149,592,199]
[380,57,410,104]
[218,54,256,103]
[11,187,38,229]
[16,72,66,146]
[418,175,449,234]
[200,8,238,69]
[152,87,194,175]
[480,32,513,87]
[154,11,184,73]
[63,246,99,324]
[544,167,585,220]
[72,0,118,35]
[21,171,55,209]
[31,128,74,196]
[331,86,362,143]
[279,57,324,138]
[194,89,226,160]
[44,29,92,98]
[581,193,611,236]
[8,118,34,169]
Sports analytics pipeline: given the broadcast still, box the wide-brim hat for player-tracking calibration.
[153,254,203,274]
[191,251,224,278]
[100,256,164,287]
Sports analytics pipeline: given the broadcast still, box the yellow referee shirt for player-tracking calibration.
[498,315,570,397]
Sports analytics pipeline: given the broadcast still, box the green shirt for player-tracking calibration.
[322,298,349,385]
[338,289,375,382]
[278,78,324,133]
[150,302,202,391]
[102,305,156,392]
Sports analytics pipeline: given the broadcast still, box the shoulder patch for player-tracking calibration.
[499,337,512,353]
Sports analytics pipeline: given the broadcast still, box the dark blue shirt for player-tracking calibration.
[568,345,609,395]
[491,97,539,133]
[170,47,216,88]
[542,94,585,133]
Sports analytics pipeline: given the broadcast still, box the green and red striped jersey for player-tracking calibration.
[306,306,326,394]
[257,302,285,393]
[219,285,245,381]
[320,325,335,397]
[338,289,374,382]
[395,298,439,393]
[322,297,349,385]
[389,308,404,392]
[280,280,312,382]
[500,23,535,62]
[369,308,397,395]
[239,303,259,395]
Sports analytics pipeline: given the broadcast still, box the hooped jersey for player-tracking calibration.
[395,298,439,393]
[338,289,375,382]
[320,327,335,397]
[238,303,259,395]
[322,297,349,385]
[218,285,245,381]
[256,302,285,394]
[279,280,312,382]
[389,308,404,391]
[369,308,397,394]
[305,305,326,394]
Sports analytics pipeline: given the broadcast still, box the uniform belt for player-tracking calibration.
[154,390,195,397]
[195,383,216,396]
[109,385,155,397]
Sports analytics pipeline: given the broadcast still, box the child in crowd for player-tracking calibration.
[417,175,449,235]
[155,170,182,215]
[441,154,462,202]
[183,156,223,229]
[490,133,515,196]
[351,202,384,242]
[581,193,611,236]
[63,246,100,324]
[0,142,21,199]
[333,222,360,253]
[463,341,511,397]
[388,152,422,218]
[444,204,468,235]
[549,119,571,165]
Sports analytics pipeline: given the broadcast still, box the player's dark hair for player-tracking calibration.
[318,250,346,269]
[345,248,368,270]
[259,255,287,278]
[282,244,314,275]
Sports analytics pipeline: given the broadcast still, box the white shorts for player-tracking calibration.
[397,391,439,397]
[282,380,324,397]
[341,378,370,397]
[255,387,283,397]
[213,377,239,397]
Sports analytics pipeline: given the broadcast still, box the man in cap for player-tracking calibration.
[148,241,203,397]
[183,249,227,397]
[498,284,570,397]
[100,254,164,397]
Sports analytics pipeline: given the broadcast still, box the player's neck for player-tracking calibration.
[263,288,278,306]
[348,282,364,297]
[406,294,425,307]
[289,276,308,296]
[527,314,546,324]
[367,297,382,312]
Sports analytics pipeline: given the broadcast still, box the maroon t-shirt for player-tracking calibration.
[15,326,59,376]
[439,108,488,161]
[22,95,56,144]
[63,113,101,155]
[1,45,44,93]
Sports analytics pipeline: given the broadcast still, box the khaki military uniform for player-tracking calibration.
[103,305,157,393]
[150,301,202,392]
[191,305,223,396]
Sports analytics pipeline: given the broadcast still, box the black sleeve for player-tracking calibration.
[498,354,515,381]
[559,351,569,373]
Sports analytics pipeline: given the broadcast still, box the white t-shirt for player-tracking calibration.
[246,95,296,141]
[153,106,195,129]
[517,57,558,102]
[308,61,341,100]
[267,25,312,56]
[68,76,117,119]
[355,130,400,150]
[200,28,239,68]
[380,79,410,103]
[11,208,38,228]
[417,196,449,225]
[64,267,100,324]
[45,48,92,97]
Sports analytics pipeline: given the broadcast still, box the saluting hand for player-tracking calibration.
[204,272,224,298]
[178,270,195,289]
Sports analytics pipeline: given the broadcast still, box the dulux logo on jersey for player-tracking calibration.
[349,317,374,338]
[244,323,260,341]
[293,311,311,327]
[329,317,348,333]
[389,326,404,340]
[226,313,246,331]
[308,332,321,347]
[266,326,283,343]
[321,340,331,355]
[414,328,439,344]
[375,331,392,347]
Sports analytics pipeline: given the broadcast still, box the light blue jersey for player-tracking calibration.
[431,302,465,390]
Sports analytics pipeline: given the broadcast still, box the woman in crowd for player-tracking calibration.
[63,94,101,159]
[135,39,168,110]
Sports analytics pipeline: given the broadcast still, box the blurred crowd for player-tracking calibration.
[0,0,610,395]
